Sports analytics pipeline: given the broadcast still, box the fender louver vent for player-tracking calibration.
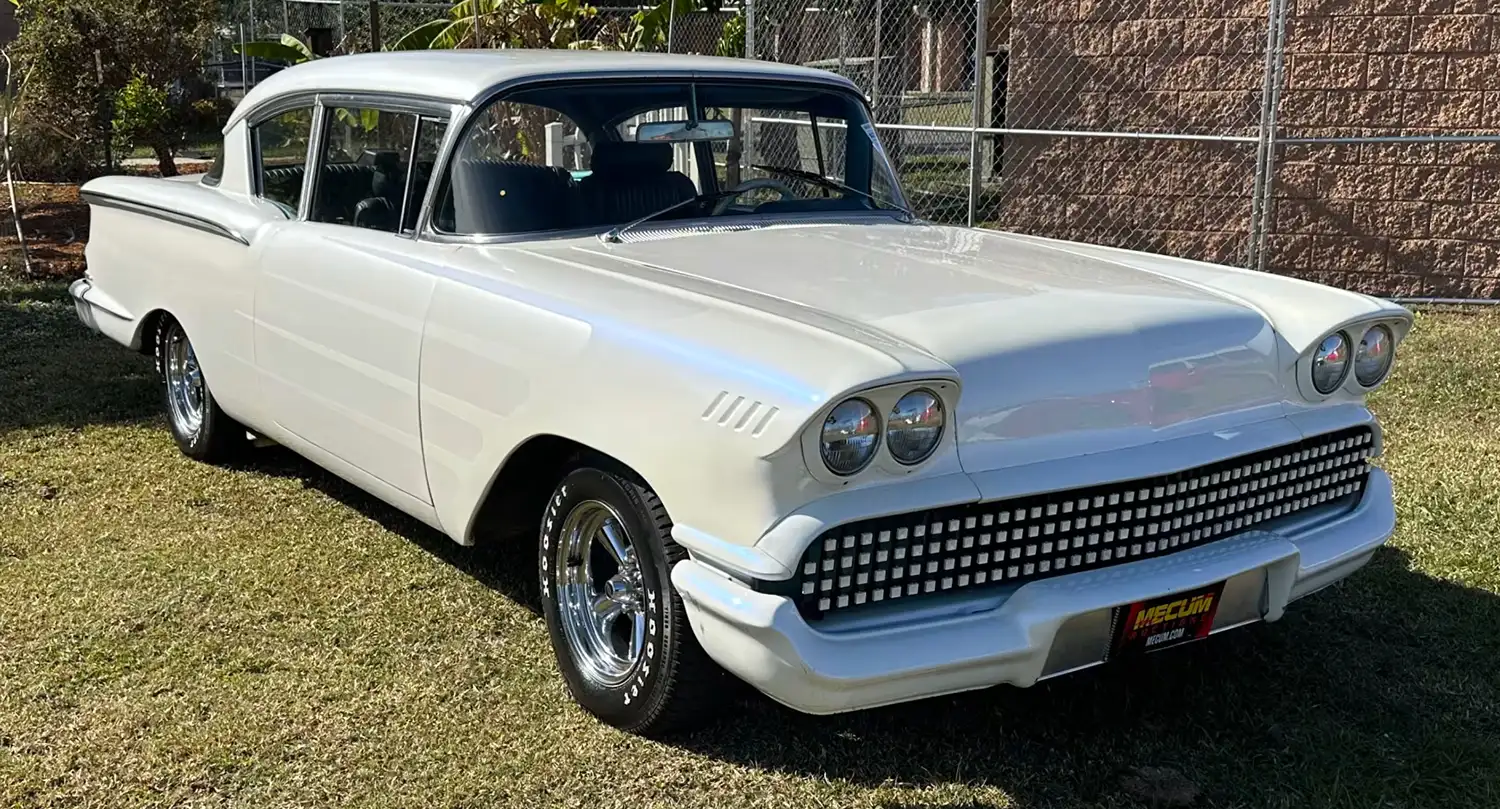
[702,391,779,438]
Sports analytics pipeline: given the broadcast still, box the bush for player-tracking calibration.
[7,0,218,180]
[6,112,97,182]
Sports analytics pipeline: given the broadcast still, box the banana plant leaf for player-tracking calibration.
[233,34,315,63]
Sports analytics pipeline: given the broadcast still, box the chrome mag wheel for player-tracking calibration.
[553,499,648,688]
[163,323,205,438]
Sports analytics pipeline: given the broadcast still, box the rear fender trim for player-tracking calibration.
[81,190,250,246]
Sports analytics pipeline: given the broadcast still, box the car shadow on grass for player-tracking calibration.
[225,445,545,618]
[0,281,160,436]
[667,546,1500,807]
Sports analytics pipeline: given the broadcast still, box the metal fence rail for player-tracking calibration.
[215,0,1500,300]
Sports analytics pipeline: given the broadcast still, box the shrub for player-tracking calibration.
[7,0,218,179]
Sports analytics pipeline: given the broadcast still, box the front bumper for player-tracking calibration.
[672,467,1395,715]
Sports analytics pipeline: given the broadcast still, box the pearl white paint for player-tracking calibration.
[72,51,1410,715]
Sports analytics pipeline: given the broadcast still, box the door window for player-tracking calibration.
[311,107,448,234]
[254,107,315,216]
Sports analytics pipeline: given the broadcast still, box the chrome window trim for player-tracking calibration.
[298,100,330,221]
[249,97,318,216]
[233,89,461,132]
[81,190,250,246]
[410,105,463,239]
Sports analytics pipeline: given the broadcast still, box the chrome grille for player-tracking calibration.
[786,426,1375,620]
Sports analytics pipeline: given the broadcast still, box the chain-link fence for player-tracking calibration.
[215,0,1500,300]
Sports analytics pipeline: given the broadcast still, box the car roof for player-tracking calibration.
[227,50,860,129]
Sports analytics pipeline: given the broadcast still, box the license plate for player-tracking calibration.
[1109,582,1225,658]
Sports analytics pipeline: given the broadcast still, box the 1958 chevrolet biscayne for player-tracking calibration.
[72,50,1409,735]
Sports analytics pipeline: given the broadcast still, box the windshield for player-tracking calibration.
[429,79,907,237]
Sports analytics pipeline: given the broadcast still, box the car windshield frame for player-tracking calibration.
[415,75,911,244]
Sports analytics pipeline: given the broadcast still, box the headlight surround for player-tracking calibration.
[886,389,945,465]
[1354,325,1394,386]
[820,398,880,475]
[1311,332,1351,394]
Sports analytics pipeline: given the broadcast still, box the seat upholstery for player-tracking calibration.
[576,142,697,226]
[449,158,576,234]
[261,164,307,209]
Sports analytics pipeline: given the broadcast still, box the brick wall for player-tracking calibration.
[1268,0,1500,296]
[991,0,1500,298]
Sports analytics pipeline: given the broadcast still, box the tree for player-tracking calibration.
[9,0,218,177]
[391,0,614,51]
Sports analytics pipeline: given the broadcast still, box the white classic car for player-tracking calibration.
[72,50,1409,735]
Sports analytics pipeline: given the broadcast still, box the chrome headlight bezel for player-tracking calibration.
[818,397,881,476]
[1354,324,1395,387]
[886,388,946,465]
[1297,316,1407,401]
[798,380,960,484]
[1310,331,1352,394]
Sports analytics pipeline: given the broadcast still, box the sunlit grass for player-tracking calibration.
[2,280,1497,807]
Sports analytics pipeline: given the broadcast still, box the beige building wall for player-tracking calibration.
[992,0,1500,298]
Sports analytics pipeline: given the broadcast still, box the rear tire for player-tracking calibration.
[155,316,245,463]
[539,465,727,736]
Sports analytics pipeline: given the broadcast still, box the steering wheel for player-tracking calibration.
[712,177,800,215]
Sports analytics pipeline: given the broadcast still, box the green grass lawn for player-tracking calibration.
[2,277,1498,808]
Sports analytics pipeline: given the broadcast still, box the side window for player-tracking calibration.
[311,106,439,234]
[254,107,314,216]
[432,101,587,235]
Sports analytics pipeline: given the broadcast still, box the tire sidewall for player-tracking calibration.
[540,468,678,727]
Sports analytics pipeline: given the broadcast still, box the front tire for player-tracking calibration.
[539,466,726,736]
[155,316,244,463]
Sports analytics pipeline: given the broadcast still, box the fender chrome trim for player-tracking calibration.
[81,190,251,246]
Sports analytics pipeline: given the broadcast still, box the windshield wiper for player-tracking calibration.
[601,189,743,244]
[750,164,916,222]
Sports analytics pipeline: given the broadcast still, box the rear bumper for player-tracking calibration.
[673,467,1395,715]
[68,277,140,349]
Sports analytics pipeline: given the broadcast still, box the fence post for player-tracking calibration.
[744,0,758,167]
[668,0,677,53]
[870,0,882,105]
[1247,0,1290,272]
[745,0,756,59]
[544,122,565,168]
[369,0,382,52]
[967,0,988,227]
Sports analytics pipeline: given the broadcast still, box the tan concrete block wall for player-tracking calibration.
[994,0,1500,298]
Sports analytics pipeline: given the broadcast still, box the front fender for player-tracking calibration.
[415,257,920,548]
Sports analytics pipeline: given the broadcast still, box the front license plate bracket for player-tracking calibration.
[1108,581,1226,659]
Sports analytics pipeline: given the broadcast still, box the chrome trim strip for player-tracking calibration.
[80,190,250,246]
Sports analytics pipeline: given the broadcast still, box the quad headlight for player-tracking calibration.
[886,389,945,465]
[1355,325,1394,386]
[820,398,880,475]
[1311,332,1351,394]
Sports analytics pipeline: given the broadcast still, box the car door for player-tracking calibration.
[252,99,451,505]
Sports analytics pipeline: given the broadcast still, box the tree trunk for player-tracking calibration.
[154,143,179,177]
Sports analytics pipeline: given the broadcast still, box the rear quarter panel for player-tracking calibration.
[80,174,279,426]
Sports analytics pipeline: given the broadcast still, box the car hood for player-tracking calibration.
[554,222,1291,473]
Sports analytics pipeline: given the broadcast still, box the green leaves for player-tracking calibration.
[390,18,471,51]
[232,34,315,64]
